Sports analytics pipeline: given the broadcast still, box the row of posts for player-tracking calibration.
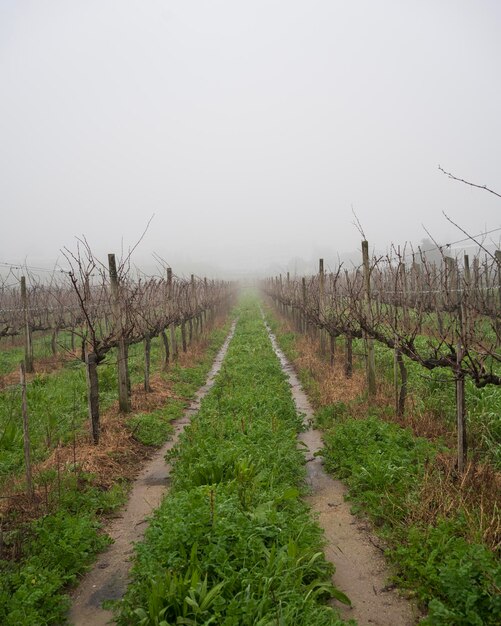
[273,242,501,474]
[16,256,216,500]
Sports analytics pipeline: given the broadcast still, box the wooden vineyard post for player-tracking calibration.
[444,256,457,309]
[51,328,59,356]
[496,250,501,344]
[399,262,410,331]
[464,254,471,286]
[446,255,467,472]
[344,333,353,378]
[301,277,307,334]
[412,255,422,333]
[343,268,353,379]
[433,264,443,336]
[21,276,34,373]
[181,320,187,353]
[85,351,100,444]
[167,268,178,360]
[393,263,408,416]
[202,277,208,335]
[463,255,472,340]
[144,333,152,392]
[393,334,399,415]
[362,241,376,398]
[189,274,196,345]
[329,333,336,367]
[456,340,467,473]
[319,259,326,356]
[393,334,407,417]
[286,272,290,321]
[279,274,283,316]
[108,253,131,413]
[160,329,170,370]
[20,362,33,499]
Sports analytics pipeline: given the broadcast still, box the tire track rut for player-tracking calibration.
[263,317,419,626]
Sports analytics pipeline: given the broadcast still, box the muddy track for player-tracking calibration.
[263,318,419,626]
[68,321,237,626]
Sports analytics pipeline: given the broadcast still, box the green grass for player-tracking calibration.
[0,320,233,625]
[115,298,351,626]
[127,403,183,447]
[365,337,501,469]
[0,323,231,483]
[0,330,77,377]
[126,323,231,448]
[321,413,500,625]
[266,306,501,624]
[0,473,128,626]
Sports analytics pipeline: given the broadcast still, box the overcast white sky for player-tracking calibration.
[1,0,500,277]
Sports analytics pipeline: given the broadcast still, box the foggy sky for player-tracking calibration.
[1,0,500,278]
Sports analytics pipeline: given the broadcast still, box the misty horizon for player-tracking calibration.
[1,1,500,281]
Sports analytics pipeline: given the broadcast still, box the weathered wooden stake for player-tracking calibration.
[456,344,467,473]
[329,333,336,367]
[161,329,170,370]
[189,275,196,344]
[362,241,376,398]
[344,333,353,378]
[301,277,307,334]
[21,277,34,373]
[108,253,131,413]
[144,333,152,392]
[167,268,178,359]
[51,329,58,355]
[319,259,327,356]
[399,262,410,331]
[393,335,407,417]
[181,321,187,353]
[495,250,501,344]
[20,361,33,498]
[85,351,100,444]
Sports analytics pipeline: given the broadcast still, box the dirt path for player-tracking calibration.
[264,320,419,626]
[68,321,237,626]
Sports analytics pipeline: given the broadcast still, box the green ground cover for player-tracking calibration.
[321,410,500,625]
[266,307,501,625]
[0,322,231,626]
[0,324,229,481]
[0,330,76,377]
[116,298,350,626]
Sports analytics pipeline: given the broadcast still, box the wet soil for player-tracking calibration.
[68,322,236,626]
[264,319,420,626]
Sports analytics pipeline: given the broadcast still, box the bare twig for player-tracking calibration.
[438,165,501,200]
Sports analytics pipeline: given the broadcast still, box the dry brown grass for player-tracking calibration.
[0,353,77,390]
[412,456,501,551]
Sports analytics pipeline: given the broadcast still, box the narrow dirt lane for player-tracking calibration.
[264,318,419,626]
[68,321,236,626]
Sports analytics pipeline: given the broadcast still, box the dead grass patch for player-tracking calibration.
[0,353,76,390]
